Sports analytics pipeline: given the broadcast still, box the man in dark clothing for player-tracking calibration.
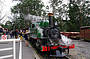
[23,29,29,47]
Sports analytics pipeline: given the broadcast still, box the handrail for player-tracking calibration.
[0,38,22,59]
[0,39,20,42]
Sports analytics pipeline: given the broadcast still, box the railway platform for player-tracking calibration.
[0,39,40,59]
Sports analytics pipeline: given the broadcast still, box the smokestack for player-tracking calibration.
[48,13,54,27]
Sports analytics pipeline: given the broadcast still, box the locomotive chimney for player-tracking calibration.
[48,13,54,27]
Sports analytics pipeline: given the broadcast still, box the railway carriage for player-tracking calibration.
[80,26,90,41]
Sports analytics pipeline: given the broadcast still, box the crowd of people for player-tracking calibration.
[0,27,30,47]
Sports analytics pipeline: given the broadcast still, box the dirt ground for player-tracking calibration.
[69,40,90,59]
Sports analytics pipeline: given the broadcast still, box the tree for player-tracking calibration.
[3,21,13,30]
[80,1,90,26]
[67,1,80,32]
[67,0,90,32]
[50,0,90,32]
[50,0,69,31]
[11,0,44,16]
[11,0,45,29]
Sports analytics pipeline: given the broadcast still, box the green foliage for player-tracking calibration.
[67,0,90,32]
[68,3,80,32]
[2,21,12,30]
[11,0,45,30]
[50,0,90,32]
[81,1,90,26]
[11,0,44,16]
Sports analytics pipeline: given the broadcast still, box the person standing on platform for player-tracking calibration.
[15,29,19,39]
[23,29,29,47]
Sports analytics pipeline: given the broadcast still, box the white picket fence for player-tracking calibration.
[0,38,22,59]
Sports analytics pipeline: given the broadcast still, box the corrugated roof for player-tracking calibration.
[80,26,90,28]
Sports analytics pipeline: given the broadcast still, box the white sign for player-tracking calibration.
[1,35,7,40]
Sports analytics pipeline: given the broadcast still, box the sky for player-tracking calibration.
[42,0,52,12]
[42,0,49,5]
[0,0,20,24]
